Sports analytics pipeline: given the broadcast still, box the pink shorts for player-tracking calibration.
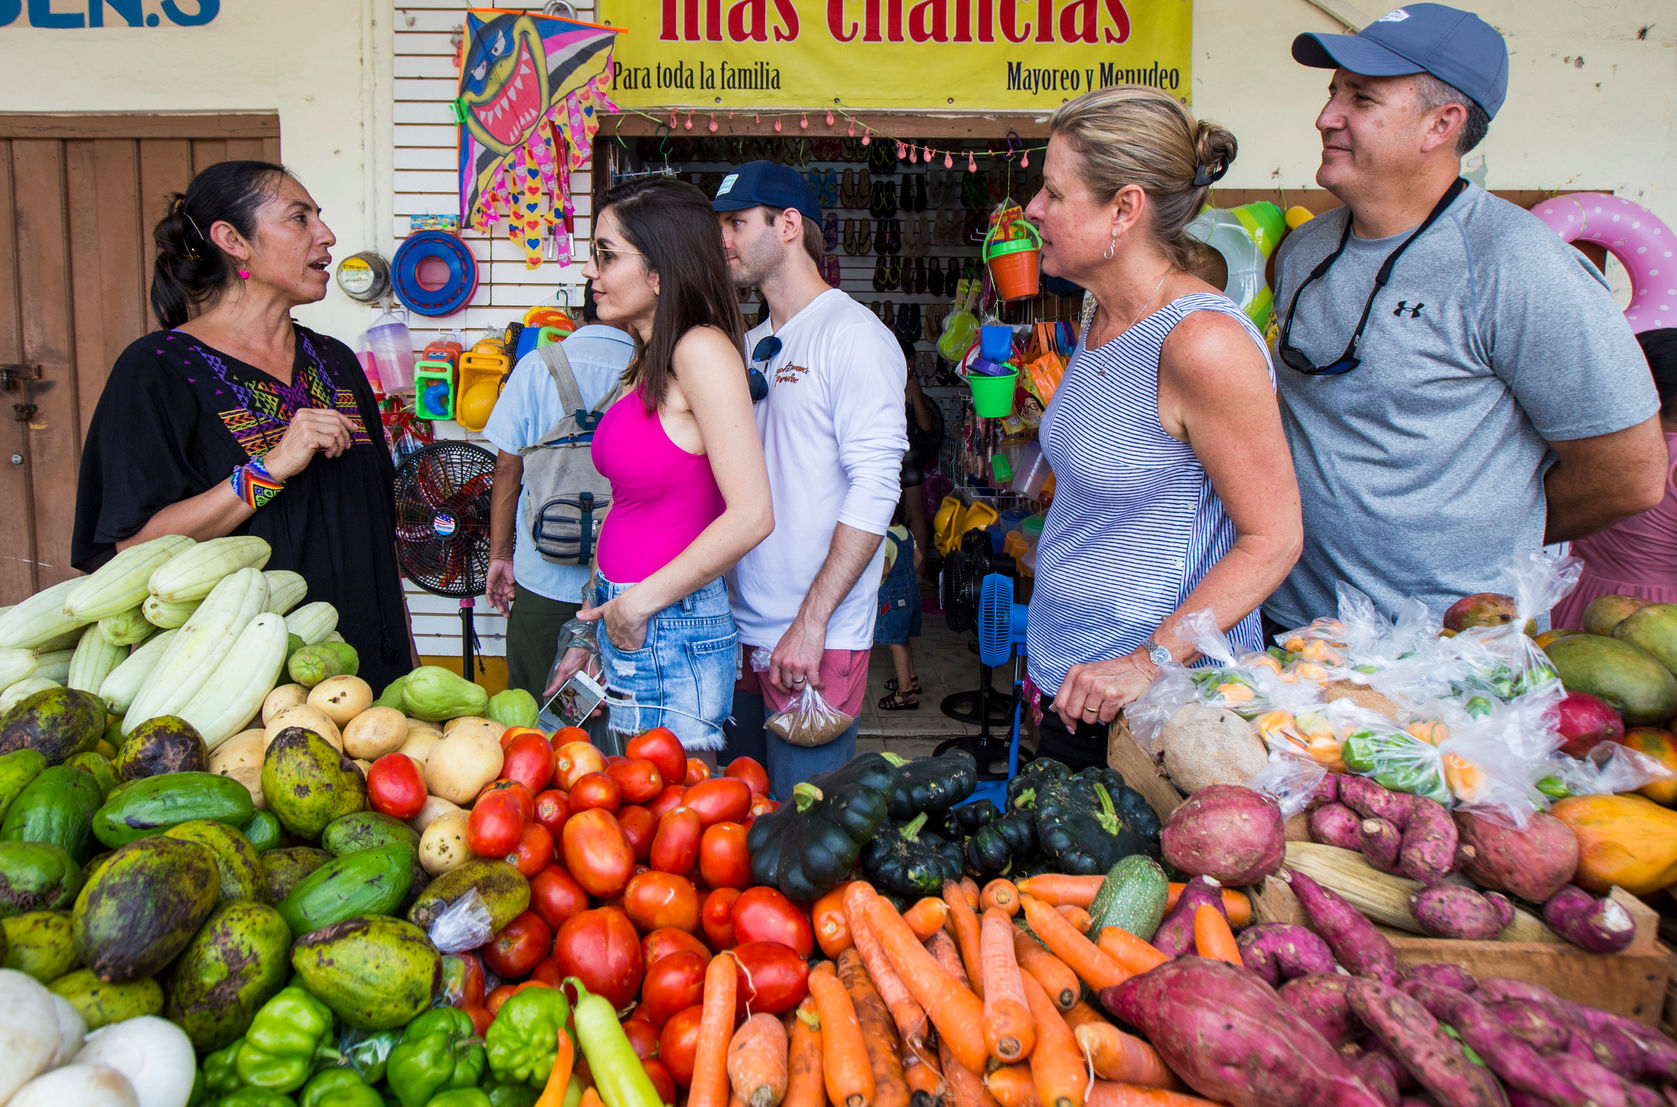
[736,646,872,718]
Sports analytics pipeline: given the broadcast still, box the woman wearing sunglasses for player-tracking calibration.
[560,176,773,755]
[1021,86,1303,769]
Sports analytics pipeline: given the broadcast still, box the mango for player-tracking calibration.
[162,900,292,1051]
[262,846,334,903]
[1622,727,1677,806]
[407,858,529,934]
[321,810,420,857]
[1,910,77,982]
[162,820,266,903]
[261,726,367,841]
[0,687,107,764]
[291,915,439,1029]
[1543,633,1677,727]
[1442,592,1518,632]
[113,715,208,780]
[48,969,163,1029]
[1615,603,1677,679]
[73,835,219,982]
[0,840,82,916]
[1584,593,1652,638]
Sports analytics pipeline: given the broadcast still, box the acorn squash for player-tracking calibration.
[1550,793,1677,895]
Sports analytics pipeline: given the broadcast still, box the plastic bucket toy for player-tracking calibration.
[965,369,1018,417]
[979,324,1013,361]
[983,221,1041,301]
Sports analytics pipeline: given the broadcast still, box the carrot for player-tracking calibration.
[1020,894,1131,992]
[1020,969,1085,1107]
[1017,874,1102,908]
[1086,1082,1222,1107]
[861,891,990,1076]
[902,896,949,941]
[581,1089,606,1107]
[1166,882,1251,927]
[960,876,980,908]
[981,879,1020,916]
[943,881,986,997]
[690,951,740,1107]
[843,882,929,1050]
[1054,904,1092,932]
[809,960,876,1107]
[902,1051,943,1100]
[533,1024,576,1107]
[1012,928,1080,1012]
[837,948,911,1107]
[984,1064,1040,1107]
[1094,927,1168,976]
[783,999,825,1107]
[980,907,1035,1065]
[924,928,969,987]
[729,1012,790,1107]
[1192,903,1242,966]
[813,883,855,959]
[940,1037,1000,1107]
[1064,1004,1179,1090]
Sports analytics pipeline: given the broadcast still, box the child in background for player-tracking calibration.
[876,508,924,710]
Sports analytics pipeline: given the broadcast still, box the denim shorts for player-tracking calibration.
[593,572,737,752]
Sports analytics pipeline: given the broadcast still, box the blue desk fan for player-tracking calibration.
[963,572,1032,809]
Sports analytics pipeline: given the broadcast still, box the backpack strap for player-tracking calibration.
[538,341,586,413]
[520,342,625,454]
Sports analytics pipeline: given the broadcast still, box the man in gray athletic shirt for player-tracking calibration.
[1264,3,1667,629]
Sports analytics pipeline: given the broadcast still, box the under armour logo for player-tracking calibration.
[1393,301,1425,318]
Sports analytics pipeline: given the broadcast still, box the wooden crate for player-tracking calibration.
[1107,718,1677,1026]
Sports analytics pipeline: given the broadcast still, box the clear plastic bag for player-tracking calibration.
[751,646,855,748]
[426,888,495,954]
[1402,693,1563,825]
[1245,753,1331,818]
[1444,551,1578,704]
[1540,742,1677,799]
[335,1026,399,1081]
[1259,697,1405,775]
[1126,610,1297,753]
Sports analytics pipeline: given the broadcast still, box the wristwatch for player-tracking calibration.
[1138,637,1172,668]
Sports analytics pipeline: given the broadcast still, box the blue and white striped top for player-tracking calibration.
[1026,293,1274,695]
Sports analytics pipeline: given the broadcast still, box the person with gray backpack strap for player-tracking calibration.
[485,298,634,699]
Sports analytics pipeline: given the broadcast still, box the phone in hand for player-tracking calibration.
[544,667,606,729]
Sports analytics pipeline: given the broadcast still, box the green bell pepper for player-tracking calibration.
[237,986,340,1092]
[299,1069,383,1107]
[389,1007,487,1107]
[484,1085,540,1107]
[424,1092,493,1107]
[212,1092,299,1107]
[203,1039,248,1097]
[485,986,571,1086]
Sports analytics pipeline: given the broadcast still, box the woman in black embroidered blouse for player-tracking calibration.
[72,160,412,690]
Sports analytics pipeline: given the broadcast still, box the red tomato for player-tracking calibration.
[529,954,566,988]
[649,807,702,876]
[554,740,607,791]
[561,807,636,898]
[552,725,590,746]
[486,980,550,1016]
[617,804,657,863]
[482,910,553,979]
[529,865,589,932]
[554,906,644,1010]
[622,1014,660,1059]
[467,791,526,858]
[724,756,770,797]
[532,789,571,839]
[507,822,555,877]
[698,821,752,890]
[701,887,741,950]
[642,1058,676,1106]
[732,940,811,1016]
[641,926,711,969]
[501,732,556,795]
[626,728,688,791]
[638,949,707,1027]
[461,1003,493,1038]
[569,771,622,814]
[684,758,711,785]
[498,725,547,750]
[647,785,688,821]
[731,886,815,958]
[606,758,664,805]
[747,794,779,820]
[366,753,427,820]
[478,779,535,822]
[439,952,486,1007]
[623,871,702,935]
[682,778,752,826]
[659,1006,703,1088]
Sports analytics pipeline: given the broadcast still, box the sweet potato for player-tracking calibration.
[1548,1055,1637,1107]
[1395,799,1459,885]
[1160,785,1285,886]
[1151,876,1224,958]
[1345,979,1506,1107]
[1353,1046,1405,1107]
[1560,1005,1677,1084]
[1481,999,1571,1053]
[1409,884,1507,940]
[1283,868,1399,983]
[1484,892,1514,930]
[1403,980,1593,1107]
[1398,964,1476,995]
[1101,958,1386,1107]
[1278,974,1363,1049]
[1541,885,1636,953]
[1303,771,1341,810]
[1307,802,1363,850]
[1339,776,1417,826]
[1358,817,1404,873]
[1453,809,1578,903]
[1235,924,1337,987]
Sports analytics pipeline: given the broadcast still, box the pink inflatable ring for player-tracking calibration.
[1531,192,1675,333]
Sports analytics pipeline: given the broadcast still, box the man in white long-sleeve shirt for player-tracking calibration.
[714,161,909,798]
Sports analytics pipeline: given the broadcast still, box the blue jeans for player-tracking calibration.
[724,691,859,802]
[594,572,737,752]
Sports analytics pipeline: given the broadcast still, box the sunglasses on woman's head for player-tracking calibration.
[747,335,778,404]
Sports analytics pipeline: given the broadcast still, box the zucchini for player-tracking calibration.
[176,611,289,751]
[141,593,198,629]
[91,771,255,849]
[146,534,272,603]
[1085,854,1170,942]
[63,534,195,621]
[1,764,105,863]
[123,568,269,734]
[0,578,89,651]
[276,843,417,938]
[97,629,178,715]
[242,810,282,853]
[67,624,128,694]
[262,570,308,615]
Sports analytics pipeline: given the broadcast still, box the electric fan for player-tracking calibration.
[393,440,496,678]
[935,530,1021,777]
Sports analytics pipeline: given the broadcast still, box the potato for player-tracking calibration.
[207,729,266,809]
[397,724,443,767]
[261,684,308,725]
[1158,703,1269,794]
[443,715,506,744]
[263,704,343,751]
[307,675,373,727]
[419,811,471,876]
[405,794,462,835]
[352,758,372,774]
[423,728,504,805]
[342,706,409,760]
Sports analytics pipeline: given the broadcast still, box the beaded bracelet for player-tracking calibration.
[230,454,284,510]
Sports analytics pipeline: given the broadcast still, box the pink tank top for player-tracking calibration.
[1551,432,1677,628]
[591,388,726,583]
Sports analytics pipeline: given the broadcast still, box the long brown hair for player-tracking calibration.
[599,176,745,411]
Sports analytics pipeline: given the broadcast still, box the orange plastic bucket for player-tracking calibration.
[983,221,1042,301]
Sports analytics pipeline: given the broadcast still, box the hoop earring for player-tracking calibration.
[1103,231,1118,260]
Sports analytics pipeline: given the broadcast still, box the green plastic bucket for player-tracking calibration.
[966,370,1018,418]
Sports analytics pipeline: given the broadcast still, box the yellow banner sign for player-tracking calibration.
[599,1,1192,111]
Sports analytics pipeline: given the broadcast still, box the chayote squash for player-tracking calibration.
[485,689,538,730]
[401,666,489,723]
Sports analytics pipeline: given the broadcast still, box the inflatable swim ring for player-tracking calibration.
[392,231,478,317]
[1186,201,1288,332]
[1530,193,1675,333]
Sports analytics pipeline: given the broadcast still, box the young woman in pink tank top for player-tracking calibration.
[548,177,772,754]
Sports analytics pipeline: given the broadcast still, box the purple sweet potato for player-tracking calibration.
[1279,973,1364,1048]
[1236,923,1338,986]
[1151,874,1225,957]
[1304,771,1341,810]
[1403,980,1593,1107]
[1453,809,1579,903]
[1542,884,1637,953]
[1484,892,1514,930]
[1397,798,1460,885]
[1309,801,1364,849]
[1360,817,1405,873]
[1483,999,1572,1053]
[1548,1055,1635,1107]
[1561,1005,1677,1084]
[1285,868,1400,983]
[1345,978,1508,1107]
[1102,957,1388,1107]
[1354,1046,1407,1107]
[1340,775,1419,825]
[1161,784,1286,885]
[1410,883,1509,940]
[1399,963,1477,995]
[1474,978,1558,1006]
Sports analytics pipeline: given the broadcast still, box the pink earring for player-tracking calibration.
[238,267,251,281]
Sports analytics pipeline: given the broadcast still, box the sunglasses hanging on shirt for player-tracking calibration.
[747,334,779,403]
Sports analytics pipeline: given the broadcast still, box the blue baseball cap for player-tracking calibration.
[1293,4,1508,119]
[711,161,822,222]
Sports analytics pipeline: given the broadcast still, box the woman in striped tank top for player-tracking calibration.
[1023,87,1303,769]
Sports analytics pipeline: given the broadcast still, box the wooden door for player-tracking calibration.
[0,112,280,603]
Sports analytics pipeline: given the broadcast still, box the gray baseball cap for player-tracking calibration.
[1293,3,1509,118]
